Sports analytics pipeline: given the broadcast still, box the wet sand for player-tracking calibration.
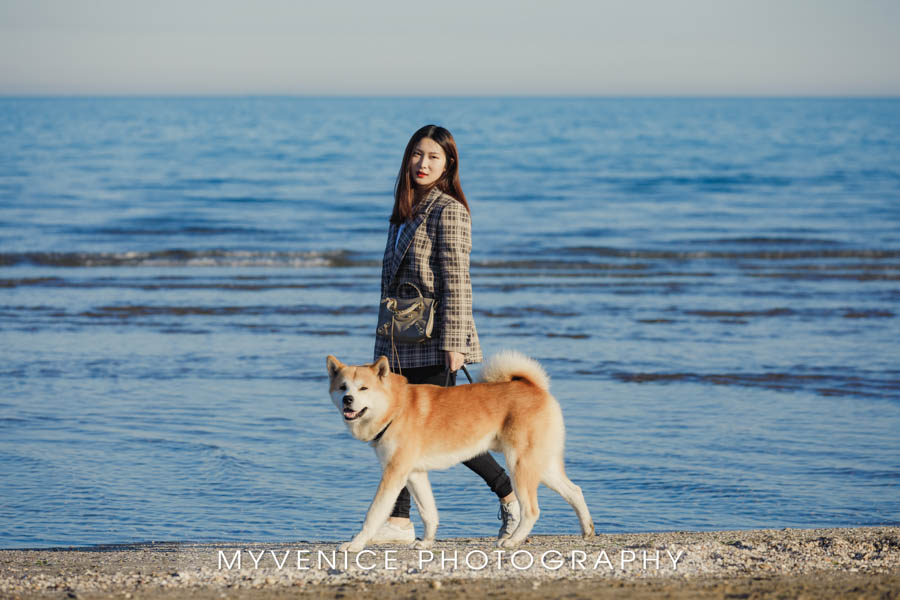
[2,527,897,599]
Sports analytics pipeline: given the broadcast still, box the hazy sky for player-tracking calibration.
[2,0,898,95]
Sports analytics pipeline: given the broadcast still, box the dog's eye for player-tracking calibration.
[339,384,346,391]
[359,386,368,391]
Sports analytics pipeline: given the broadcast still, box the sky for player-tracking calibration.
[1,0,899,96]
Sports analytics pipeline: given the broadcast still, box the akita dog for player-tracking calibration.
[326,350,594,552]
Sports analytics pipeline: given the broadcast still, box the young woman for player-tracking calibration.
[372,124,519,543]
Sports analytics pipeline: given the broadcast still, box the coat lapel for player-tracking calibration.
[388,188,443,287]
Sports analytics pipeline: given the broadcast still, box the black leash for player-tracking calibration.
[444,365,473,387]
[371,420,392,443]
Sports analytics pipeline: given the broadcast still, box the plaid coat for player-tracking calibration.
[374,187,483,369]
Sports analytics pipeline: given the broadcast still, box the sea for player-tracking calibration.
[1,97,898,549]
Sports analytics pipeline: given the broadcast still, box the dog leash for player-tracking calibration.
[444,365,473,387]
[370,420,392,443]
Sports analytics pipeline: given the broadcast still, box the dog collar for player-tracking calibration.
[370,420,393,443]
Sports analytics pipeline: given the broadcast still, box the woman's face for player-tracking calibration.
[408,137,447,187]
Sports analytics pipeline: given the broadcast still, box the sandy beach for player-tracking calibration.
[2,526,897,599]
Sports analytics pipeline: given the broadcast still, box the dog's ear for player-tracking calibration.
[326,355,343,380]
[373,355,390,381]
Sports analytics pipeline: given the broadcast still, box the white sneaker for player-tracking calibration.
[369,520,415,544]
[497,499,521,540]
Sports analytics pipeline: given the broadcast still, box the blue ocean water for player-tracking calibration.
[1,97,898,549]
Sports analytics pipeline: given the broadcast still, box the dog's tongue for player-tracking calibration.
[343,409,358,419]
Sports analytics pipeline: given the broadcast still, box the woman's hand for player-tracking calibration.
[445,351,465,372]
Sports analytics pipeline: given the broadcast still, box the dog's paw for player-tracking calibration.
[412,539,434,550]
[497,538,520,549]
[339,540,366,553]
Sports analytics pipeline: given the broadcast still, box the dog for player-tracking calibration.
[326,350,594,552]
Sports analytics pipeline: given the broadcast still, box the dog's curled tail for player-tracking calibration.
[478,350,550,391]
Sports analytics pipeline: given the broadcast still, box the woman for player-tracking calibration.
[372,124,519,544]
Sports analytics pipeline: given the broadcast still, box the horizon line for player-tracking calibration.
[2,93,899,100]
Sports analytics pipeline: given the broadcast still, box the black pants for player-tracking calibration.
[390,364,514,519]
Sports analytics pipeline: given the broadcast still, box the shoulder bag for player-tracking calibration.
[376,282,436,344]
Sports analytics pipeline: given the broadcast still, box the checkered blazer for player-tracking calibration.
[374,187,483,369]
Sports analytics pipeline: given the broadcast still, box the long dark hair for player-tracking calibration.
[390,125,469,223]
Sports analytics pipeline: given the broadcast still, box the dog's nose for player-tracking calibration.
[342,395,354,406]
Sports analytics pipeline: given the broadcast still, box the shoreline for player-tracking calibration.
[2,526,898,599]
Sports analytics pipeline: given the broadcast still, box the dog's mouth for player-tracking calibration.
[343,406,368,421]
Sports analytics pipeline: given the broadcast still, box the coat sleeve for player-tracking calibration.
[436,201,474,354]
[375,225,393,361]
[379,225,394,299]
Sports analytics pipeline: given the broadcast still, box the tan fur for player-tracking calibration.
[326,352,594,552]
[478,350,551,390]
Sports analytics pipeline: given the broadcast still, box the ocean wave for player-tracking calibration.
[600,370,900,399]
[593,170,900,190]
[3,246,898,271]
[683,308,895,320]
[0,277,368,291]
[695,237,844,246]
[616,173,796,189]
[0,249,372,268]
[74,304,372,318]
[554,247,900,260]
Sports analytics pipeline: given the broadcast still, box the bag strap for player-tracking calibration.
[397,281,425,299]
[444,365,473,387]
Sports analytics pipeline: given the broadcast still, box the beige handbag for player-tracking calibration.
[376,282,437,344]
